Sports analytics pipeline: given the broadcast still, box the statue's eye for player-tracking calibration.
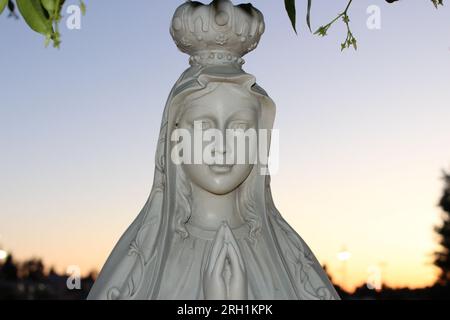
[193,119,213,130]
[230,121,249,130]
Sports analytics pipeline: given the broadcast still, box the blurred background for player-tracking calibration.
[1,0,450,299]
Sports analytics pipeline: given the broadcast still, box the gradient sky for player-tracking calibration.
[1,0,449,292]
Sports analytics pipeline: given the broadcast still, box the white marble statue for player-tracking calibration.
[87,0,340,300]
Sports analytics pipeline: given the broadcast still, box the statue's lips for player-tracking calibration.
[209,164,234,173]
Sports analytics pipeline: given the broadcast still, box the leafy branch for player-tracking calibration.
[314,0,356,51]
[284,0,445,51]
[0,0,85,48]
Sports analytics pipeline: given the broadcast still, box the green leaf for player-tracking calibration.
[352,38,357,50]
[16,0,53,36]
[40,0,58,14]
[0,0,8,15]
[314,26,328,37]
[79,0,86,16]
[431,0,444,8]
[284,0,297,34]
[306,0,312,32]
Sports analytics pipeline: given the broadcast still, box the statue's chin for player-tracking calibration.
[197,179,240,196]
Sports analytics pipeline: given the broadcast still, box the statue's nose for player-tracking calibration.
[211,130,235,164]
[214,136,227,155]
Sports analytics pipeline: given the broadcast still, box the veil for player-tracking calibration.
[87,61,340,300]
[87,0,339,300]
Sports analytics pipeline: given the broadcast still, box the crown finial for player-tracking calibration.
[170,0,265,67]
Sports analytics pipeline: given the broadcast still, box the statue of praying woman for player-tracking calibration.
[87,0,340,300]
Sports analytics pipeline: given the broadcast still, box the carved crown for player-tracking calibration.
[170,0,265,66]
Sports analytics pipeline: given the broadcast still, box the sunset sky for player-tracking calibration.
[1,0,449,292]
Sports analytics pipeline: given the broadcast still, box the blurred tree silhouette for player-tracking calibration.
[435,171,450,285]
[0,253,95,299]
[0,255,18,281]
[20,258,45,281]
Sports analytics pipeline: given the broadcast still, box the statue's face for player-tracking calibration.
[176,83,260,195]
